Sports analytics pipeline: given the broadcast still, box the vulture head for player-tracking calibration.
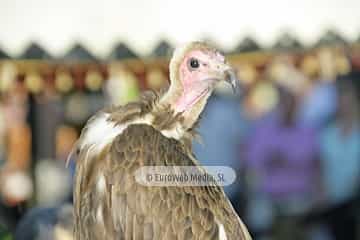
[162,42,238,128]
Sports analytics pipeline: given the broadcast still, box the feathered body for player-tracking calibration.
[73,42,251,240]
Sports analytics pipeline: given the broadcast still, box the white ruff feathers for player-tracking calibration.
[80,113,126,153]
[80,112,185,158]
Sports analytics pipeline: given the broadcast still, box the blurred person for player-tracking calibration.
[267,53,337,129]
[0,82,32,232]
[34,125,77,206]
[298,49,339,128]
[298,81,337,128]
[319,76,360,240]
[14,125,77,240]
[21,125,77,240]
[245,85,321,239]
[299,47,351,129]
[15,203,73,240]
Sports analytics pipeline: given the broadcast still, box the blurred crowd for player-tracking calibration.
[0,45,359,240]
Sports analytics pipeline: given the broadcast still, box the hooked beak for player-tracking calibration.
[224,68,240,93]
[206,59,240,94]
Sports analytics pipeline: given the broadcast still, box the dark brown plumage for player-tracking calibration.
[73,42,251,240]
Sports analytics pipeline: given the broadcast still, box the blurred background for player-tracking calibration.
[0,0,359,239]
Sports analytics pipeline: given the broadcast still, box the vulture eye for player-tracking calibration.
[189,58,200,69]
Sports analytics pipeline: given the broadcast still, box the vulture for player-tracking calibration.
[73,42,251,240]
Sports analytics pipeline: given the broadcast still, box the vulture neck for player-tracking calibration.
[160,77,212,131]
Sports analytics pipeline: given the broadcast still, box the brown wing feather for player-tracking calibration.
[74,123,251,240]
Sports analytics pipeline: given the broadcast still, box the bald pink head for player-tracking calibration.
[173,47,237,112]
[179,50,225,90]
